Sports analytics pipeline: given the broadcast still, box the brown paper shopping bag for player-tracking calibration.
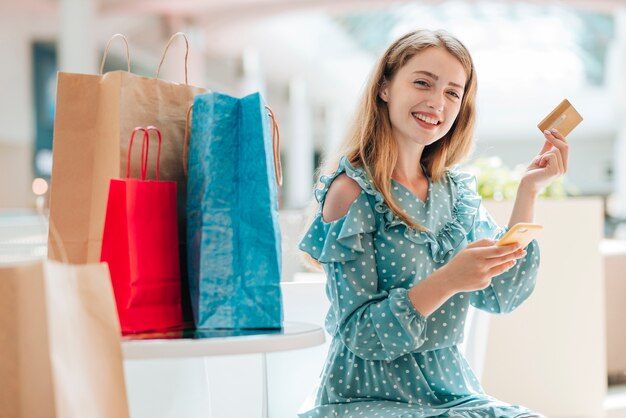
[0,259,130,418]
[48,33,205,326]
[48,32,205,263]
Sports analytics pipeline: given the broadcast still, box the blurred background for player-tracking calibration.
[3,0,626,213]
[2,0,626,417]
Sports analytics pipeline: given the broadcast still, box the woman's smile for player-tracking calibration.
[412,111,442,130]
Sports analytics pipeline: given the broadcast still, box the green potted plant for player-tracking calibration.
[461,156,574,200]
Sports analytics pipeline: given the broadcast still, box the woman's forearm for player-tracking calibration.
[508,177,540,227]
[408,268,456,317]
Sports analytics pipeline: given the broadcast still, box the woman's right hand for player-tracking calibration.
[439,239,526,293]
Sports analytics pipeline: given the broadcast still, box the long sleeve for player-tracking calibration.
[299,190,427,361]
[323,231,427,361]
[467,204,541,314]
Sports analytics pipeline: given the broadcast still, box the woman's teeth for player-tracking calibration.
[413,113,439,125]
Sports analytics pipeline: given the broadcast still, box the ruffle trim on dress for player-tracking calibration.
[299,156,481,264]
[299,178,377,263]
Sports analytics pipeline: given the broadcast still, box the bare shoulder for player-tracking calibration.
[322,173,362,223]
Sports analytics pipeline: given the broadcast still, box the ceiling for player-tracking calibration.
[4,0,624,129]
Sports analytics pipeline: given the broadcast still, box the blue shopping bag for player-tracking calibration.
[186,91,283,329]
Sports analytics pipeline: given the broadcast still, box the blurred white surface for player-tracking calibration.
[0,210,47,263]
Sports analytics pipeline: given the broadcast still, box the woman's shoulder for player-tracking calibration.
[322,173,363,223]
[315,156,375,203]
[299,169,378,263]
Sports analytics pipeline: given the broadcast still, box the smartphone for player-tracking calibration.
[496,223,543,248]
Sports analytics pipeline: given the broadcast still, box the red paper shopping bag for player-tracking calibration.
[101,127,183,334]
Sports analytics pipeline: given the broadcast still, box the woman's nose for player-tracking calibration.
[426,91,445,112]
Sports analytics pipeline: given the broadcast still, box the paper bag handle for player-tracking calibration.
[182,104,193,178]
[127,127,163,180]
[99,33,131,74]
[156,32,189,84]
[45,217,70,265]
[266,105,283,187]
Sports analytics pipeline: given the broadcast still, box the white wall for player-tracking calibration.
[0,10,56,207]
[0,11,56,145]
[482,198,607,418]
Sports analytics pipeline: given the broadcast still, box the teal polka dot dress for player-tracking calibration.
[298,156,543,418]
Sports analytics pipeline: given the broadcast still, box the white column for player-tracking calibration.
[286,76,314,209]
[58,0,97,73]
[608,9,626,218]
[324,101,348,158]
[240,48,266,97]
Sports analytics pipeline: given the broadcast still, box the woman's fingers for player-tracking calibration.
[489,247,526,262]
[543,129,569,172]
[488,259,518,276]
[460,243,527,285]
[487,248,526,271]
[539,149,565,174]
[477,242,521,259]
[548,128,566,141]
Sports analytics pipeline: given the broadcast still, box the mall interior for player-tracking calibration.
[2,0,626,417]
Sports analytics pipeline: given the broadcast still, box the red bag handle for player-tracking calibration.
[127,126,163,180]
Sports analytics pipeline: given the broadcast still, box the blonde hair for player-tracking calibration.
[302,29,478,270]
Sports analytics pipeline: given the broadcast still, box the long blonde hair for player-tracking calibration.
[320,30,477,224]
[303,29,478,269]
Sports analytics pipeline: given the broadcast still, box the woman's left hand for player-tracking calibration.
[521,128,569,192]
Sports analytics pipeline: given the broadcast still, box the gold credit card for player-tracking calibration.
[537,99,583,137]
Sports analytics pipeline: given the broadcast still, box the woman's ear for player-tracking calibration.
[378,80,389,102]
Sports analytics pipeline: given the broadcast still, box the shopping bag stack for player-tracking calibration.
[45,33,284,336]
[48,33,203,328]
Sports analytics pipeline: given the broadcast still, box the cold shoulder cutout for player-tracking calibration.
[322,173,362,223]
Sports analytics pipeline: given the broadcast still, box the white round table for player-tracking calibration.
[122,321,325,418]
[122,321,324,359]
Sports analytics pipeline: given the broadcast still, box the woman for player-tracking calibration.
[298,29,567,417]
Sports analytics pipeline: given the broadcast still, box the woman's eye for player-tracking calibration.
[414,80,429,87]
[447,91,461,99]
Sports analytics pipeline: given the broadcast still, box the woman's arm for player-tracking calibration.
[507,179,539,226]
[309,175,429,361]
[409,239,525,316]
[508,128,569,227]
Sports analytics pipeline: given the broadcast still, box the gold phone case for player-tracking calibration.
[537,99,583,137]
[496,223,543,248]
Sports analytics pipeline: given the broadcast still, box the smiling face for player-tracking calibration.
[379,47,467,149]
